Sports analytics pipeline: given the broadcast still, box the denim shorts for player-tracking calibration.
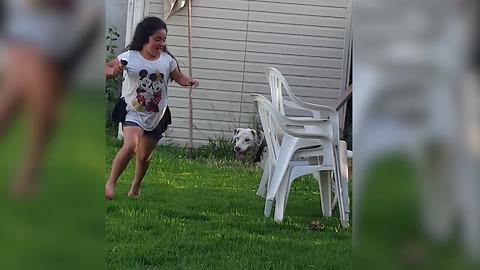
[123,107,171,140]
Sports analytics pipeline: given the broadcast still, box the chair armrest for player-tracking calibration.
[283,99,308,111]
[283,116,330,126]
[252,93,333,141]
[283,128,332,141]
[284,99,338,120]
[282,116,334,141]
[293,98,337,115]
[286,96,340,141]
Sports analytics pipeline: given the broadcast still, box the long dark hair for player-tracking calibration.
[127,16,179,79]
[129,17,166,51]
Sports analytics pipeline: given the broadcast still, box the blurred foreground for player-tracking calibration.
[354,0,479,269]
[0,1,104,269]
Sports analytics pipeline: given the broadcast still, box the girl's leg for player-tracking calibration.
[10,48,65,194]
[0,86,22,138]
[128,134,159,197]
[0,47,25,139]
[105,126,143,199]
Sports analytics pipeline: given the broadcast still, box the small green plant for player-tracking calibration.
[151,136,236,163]
[157,135,257,166]
[193,136,235,161]
[105,26,123,133]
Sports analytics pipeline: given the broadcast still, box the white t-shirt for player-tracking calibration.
[117,50,177,131]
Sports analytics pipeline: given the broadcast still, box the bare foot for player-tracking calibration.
[127,192,140,198]
[127,184,140,198]
[10,170,39,199]
[105,182,116,200]
[10,179,38,199]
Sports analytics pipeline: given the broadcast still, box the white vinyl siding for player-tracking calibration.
[142,0,351,146]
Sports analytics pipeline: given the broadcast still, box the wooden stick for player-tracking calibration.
[187,0,193,159]
[335,84,352,111]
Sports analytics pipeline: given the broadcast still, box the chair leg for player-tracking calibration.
[334,144,349,228]
[264,200,274,219]
[339,141,351,218]
[265,137,297,218]
[319,171,332,217]
[284,179,293,213]
[332,191,339,211]
[274,174,290,222]
[256,158,270,197]
[316,171,338,211]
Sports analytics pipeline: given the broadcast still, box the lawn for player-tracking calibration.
[0,90,105,270]
[106,138,352,270]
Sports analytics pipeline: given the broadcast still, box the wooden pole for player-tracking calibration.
[335,84,352,111]
[187,0,193,159]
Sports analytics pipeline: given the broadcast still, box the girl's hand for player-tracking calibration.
[105,58,126,77]
[170,68,199,87]
[189,79,199,88]
[112,63,124,76]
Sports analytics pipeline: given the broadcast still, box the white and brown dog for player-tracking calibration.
[232,128,267,166]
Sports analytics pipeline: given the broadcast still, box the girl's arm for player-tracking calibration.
[105,58,124,78]
[171,68,198,87]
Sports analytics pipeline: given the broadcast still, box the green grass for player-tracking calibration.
[0,90,105,270]
[354,155,478,270]
[106,138,352,270]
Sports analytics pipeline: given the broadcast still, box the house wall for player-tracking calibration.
[143,0,352,146]
[106,0,129,52]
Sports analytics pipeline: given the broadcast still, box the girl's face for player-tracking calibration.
[143,28,167,57]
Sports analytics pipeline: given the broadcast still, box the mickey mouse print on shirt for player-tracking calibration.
[132,69,165,113]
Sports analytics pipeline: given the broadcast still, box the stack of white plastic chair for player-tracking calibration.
[253,94,340,223]
[255,68,350,227]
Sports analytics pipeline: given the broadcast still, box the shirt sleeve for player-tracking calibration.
[169,55,178,73]
[117,51,130,63]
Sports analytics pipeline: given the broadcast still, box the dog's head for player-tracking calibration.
[232,128,263,160]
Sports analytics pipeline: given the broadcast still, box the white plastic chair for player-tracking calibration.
[260,67,350,226]
[254,94,349,226]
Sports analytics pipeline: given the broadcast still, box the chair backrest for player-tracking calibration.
[265,67,340,141]
[253,94,283,163]
[266,67,322,115]
[265,67,294,116]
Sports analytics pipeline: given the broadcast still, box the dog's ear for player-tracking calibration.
[256,129,264,140]
[232,128,240,142]
[253,129,263,145]
[251,129,261,145]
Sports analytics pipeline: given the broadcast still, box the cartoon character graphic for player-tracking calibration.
[138,70,151,91]
[132,69,164,112]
